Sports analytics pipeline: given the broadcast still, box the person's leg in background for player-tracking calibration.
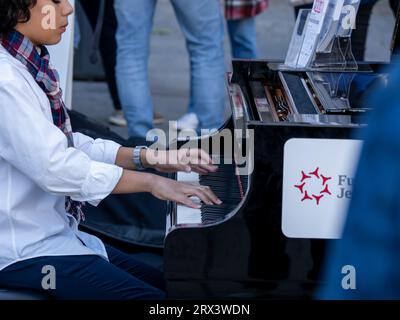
[0,245,165,300]
[390,0,400,14]
[79,0,127,126]
[225,0,268,59]
[227,17,258,59]
[99,0,126,126]
[171,0,226,132]
[349,2,378,61]
[390,0,400,54]
[114,0,157,139]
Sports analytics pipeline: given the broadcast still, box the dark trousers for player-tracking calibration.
[79,0,122,111]
[0,245,165,300]
[390,0,400,54]
[348,0,399,59]
[351,2,377,61]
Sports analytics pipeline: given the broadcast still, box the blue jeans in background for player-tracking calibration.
[227,18,258,59]
[114,0,226,138]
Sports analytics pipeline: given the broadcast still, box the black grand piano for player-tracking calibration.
[163,4,400,299]
[164,60,390,299]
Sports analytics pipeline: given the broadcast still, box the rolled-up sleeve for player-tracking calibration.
[0,80,123,206]
[72,132,121,165]
[71,161,122,206]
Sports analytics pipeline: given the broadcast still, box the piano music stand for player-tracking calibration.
[283,0,361,72]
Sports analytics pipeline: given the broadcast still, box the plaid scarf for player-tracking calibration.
[225,0,268,20]
[0,29,85,222]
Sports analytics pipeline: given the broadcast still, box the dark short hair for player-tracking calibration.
[0,0,37,34]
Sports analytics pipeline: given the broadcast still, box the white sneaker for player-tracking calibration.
[153,112,165,125]
[172,113,199,131]
[108,110,127,127]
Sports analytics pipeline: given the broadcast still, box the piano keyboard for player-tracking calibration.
[175,160,248,226]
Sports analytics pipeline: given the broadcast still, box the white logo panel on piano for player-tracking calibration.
[282,138,362,239]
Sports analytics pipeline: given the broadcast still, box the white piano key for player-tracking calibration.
[177,171,200,184]
[176,171,202,224]
[176,205,202,225]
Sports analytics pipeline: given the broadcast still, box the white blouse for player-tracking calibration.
[0,45,123,271]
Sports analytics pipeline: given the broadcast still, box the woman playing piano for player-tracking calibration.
[0,0,220,300]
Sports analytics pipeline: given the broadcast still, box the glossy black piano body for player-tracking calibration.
[164,60,388,299]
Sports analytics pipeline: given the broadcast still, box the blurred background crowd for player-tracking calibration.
[72,0,397,140]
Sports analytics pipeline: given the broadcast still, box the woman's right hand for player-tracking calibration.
[150,175,222,209]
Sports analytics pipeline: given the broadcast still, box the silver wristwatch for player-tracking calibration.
[133,146,148,170]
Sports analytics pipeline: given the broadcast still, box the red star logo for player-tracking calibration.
[321,174,332,185]
[294,167,332,206]
[313,194,323,205]
[301,190,313,202]
[320,184,331,195]
[301,171,311,182]
[309,167,320,179]
[294,182,306,193]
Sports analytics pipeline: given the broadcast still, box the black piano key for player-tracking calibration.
[192,158,249,224]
